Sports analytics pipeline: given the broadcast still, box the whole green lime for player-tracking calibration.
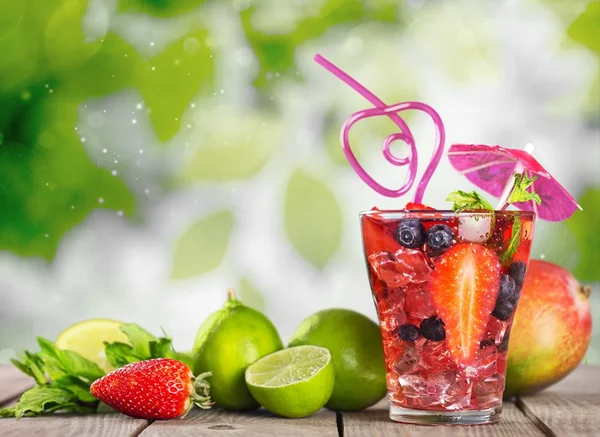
[288,308,386,411]
[192,290,283,410]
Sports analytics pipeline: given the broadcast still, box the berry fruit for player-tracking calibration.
[492,299,515,321]
[509,262,527,287]
[429,243,501,365]
[426,224,454,253]
[498,275,516,302]
[395,219,426,249]
[398,323,420,342]
[90,358,212,420]
[419,316,446,341]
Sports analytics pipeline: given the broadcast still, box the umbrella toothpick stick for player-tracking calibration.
[495,143,536,210]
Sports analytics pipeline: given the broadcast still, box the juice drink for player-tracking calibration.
[313,53,578,425]
[362,209,535,424]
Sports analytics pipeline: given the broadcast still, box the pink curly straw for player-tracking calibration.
[314,54,445,203]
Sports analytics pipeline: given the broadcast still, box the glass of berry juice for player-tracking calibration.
[361,209,535,425]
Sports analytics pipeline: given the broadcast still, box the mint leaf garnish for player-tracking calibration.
[104,323,178,369]
[507,173,542,205]
[120,323,157,358]
[500,216,522,262]
[13,386,79,419]
[446,190,494,212]
[5,324,179,419]
[4,340,105,419]
[0,408,16,417]
[37,337,105,382]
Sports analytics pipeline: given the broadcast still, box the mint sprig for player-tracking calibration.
[0,338,103,419]
[445,172,541,263]
[446,190,494,212]
[104,324,179,369]
[0,323,180,419]
[499,216,522,262]
[506,173,542,206]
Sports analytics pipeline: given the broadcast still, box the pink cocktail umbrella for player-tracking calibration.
[447,143,581,221]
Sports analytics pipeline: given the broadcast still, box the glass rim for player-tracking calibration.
[359,209,536,219]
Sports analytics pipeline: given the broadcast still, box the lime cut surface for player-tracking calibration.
[245,345,334,418]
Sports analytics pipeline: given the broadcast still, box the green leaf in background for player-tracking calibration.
[58,33,139,98]
[0,89,135,260]
[139,29,214,142]
[0,1,26,43]
[0,0,98,95]
[239,277,265,311]
[118,0,209,17]
[240,0,399,88]
[284,168,342,270]
[177,108,283,183]
[566,188,600,281]
[171,210,235,279]
[43,0,102,72]
[567,1,600,122]
[567,1,600,54]
[61,29,214,142]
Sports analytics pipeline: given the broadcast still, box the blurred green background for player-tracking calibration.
[0,0,598,363]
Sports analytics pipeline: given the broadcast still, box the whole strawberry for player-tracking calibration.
[90,358,212,419]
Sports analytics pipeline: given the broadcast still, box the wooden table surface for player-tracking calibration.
[1,364,598,436]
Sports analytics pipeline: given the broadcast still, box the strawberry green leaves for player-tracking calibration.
[285,169,342,270]
[446,190,494,212]
[171,210,235,279]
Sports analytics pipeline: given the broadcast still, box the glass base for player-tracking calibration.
[389,403,502,425]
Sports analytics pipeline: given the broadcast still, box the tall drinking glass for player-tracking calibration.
[361,209,535,425]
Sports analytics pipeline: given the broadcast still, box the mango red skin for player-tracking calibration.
[505,260,592,397]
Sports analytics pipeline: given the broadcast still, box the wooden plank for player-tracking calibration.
[517,364,600,437]
[343,398,545,436]
[141,407,338,436]
[0,415,149,437]
[0,366,34,406]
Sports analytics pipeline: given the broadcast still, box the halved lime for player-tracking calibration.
[55,319,129,372]
[245,345,334,418]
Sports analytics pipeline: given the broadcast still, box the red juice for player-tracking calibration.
[361,209,535,424]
